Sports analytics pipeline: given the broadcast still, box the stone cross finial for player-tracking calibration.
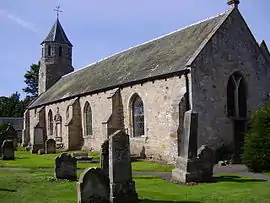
[54,5,63,19]
[227,0,240,8]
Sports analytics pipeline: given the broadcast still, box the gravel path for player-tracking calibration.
[1,164,270,182]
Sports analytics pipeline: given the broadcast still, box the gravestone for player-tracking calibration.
[45,139,56,154]
[171,110,199,183]
[1,140,14,160]
[77,167,110,203]
[195,145,215,182]
[109,130,138,203]
[31,127,44,154]
[100,139,109,176]
[0,124,17,153]
[171,110,215,183]
[55,153,77,181]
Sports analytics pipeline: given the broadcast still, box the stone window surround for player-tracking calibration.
[83,101,93,138]
[48,109,53,135]
[128,93,146,139]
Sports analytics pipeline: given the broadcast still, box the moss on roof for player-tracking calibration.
[29,12,228,109]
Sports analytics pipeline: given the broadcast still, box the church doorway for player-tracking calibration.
[227,71,248,162]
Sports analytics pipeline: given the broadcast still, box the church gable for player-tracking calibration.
[29,12,228,109]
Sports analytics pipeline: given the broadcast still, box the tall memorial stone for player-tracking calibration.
[31,127,44,153]
[171,110,214,183]
[1,140,15,160]
[109,130,138,203]
[77,168,110,203]
[172,110,198,183]
[55,153,77,181]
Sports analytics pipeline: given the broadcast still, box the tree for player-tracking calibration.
[0,92,26,117]
[242,101,270,172]
[22,63,39,99]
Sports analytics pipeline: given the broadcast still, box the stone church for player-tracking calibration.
[22,1,270,163]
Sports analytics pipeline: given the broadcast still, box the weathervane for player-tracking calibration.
[54,5,63,19]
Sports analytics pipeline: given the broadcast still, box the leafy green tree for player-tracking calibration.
[22,63,39,99]
[242,102,270,172]
[0,92,26,117]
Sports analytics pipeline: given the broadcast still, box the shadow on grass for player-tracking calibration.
[133,176,160,180]
[141,199,201,203]
[0,188,16,192]
[213,175,266,183]
[15,157,30,160]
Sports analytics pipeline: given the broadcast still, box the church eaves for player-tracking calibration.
[41,18,72,46]
[29,9,231,109]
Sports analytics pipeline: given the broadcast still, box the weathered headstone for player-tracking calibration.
[171,110,199,183]
[172,110,215,183]
[0,124,17,153]
[45,139,56,154]
[109,130,138,203]
[100,139,109,176]
[1,140,14,160]
[31,127,44,154]
[196,145,215,182]
[55,153,77,181]
[77,167,110,203]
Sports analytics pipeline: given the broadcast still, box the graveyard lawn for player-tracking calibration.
[0,148,174,172]
[1,170,270,203]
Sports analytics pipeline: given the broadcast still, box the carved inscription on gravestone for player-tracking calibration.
[55,153,77,181]
[109,130,138,203]
[77,167,110,203]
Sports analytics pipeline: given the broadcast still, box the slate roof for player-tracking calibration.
[29,11,229,109]
[41,18,72,46]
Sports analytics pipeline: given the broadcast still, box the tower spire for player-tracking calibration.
[54,5,63,19]
[227,0,240,8]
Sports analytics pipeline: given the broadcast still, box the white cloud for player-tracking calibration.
[0,9,38,33]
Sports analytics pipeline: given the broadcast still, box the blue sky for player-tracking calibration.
[0,0,269,98]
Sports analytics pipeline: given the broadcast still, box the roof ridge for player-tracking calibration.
[63,11,226,78]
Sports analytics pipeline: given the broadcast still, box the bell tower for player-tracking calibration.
[38,6,74,95]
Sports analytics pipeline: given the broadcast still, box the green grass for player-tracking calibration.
[0,170,270,203]
[0,148,174,172]
[264,172,270,176]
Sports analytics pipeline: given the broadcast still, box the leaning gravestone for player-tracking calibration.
[100,139,109,176]
[45,139,56,154]
[109,130,138,203]
[1,140,15,160]
[77,167,110,203]
[55,153,77,181]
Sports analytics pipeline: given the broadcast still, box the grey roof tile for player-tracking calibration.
[41,18,72,46]
[30,12,228,109]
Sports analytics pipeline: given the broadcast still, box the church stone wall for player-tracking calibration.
[28,75,186,163]
[121,76,186,163]
[190,9,270,151]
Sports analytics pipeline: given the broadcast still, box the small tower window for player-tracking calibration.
[48,45,51,56]
[59,46,62,57]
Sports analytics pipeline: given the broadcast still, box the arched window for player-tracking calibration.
[48,45,51,56]
[227,71,247,118]
[59,46,62,57]
[48,110,53,135]
[132,95,145,137]
[84,102,92,136]
[66,106,70,120]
